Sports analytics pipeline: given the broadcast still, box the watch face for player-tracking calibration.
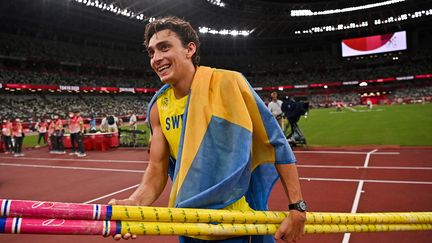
[298,201,307,211]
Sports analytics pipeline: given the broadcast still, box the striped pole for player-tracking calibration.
[1,199,111,221]
[2,199,432,225]
[1,217,431,236]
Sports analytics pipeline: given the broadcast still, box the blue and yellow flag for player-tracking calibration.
[148,65,296,212]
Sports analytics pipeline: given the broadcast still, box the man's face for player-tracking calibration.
[147,29,194,84]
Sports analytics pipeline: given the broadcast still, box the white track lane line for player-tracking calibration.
[300,177,432,185]
[0,163,144,173]
[2,163,432,185]
[363,149,378,167]
[298,165,432,170]
[82,184,140,204]
[294,151,398,155]
[1,156,148,164]
[3,157,428,170]
[342,149,376,243]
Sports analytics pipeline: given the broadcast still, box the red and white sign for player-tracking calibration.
[341,31,407,57]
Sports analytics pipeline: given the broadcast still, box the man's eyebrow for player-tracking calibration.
[148,41,170,51]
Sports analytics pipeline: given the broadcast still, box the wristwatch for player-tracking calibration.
[288,200,307,212]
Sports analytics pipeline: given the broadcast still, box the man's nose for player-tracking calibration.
[152,51,163,63]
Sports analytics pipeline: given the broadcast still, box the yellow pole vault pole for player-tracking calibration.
[119,221,432,236]
[111,206,432,225]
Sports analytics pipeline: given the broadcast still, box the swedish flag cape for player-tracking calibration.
[148,66,296,241]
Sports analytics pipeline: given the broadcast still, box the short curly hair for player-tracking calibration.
[144,16,200,66]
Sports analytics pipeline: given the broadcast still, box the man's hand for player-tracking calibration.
[274,211,306,242]
[108,198,140,206]
[106,198,140,240]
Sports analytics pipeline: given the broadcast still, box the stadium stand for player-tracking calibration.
[0,0,431,122]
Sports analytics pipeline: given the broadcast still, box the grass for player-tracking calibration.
[298,103,432,146]
[21,103,432,148]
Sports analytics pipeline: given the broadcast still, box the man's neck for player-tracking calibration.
[171,65,196,99]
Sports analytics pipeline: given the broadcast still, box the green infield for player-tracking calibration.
[20,103,432,148]
[297,103,432,146]
[22,134,45,148]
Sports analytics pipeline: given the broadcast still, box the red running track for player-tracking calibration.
[0,146,431,243]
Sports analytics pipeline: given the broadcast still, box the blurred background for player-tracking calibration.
[0,0,431,146]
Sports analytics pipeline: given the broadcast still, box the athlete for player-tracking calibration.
[108,17,306,243]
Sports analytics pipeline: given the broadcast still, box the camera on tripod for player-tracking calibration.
[282,97,309,146]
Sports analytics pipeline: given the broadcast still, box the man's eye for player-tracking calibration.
[161,45,169,51]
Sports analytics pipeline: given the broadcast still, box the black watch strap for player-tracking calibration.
[288,200,307,212]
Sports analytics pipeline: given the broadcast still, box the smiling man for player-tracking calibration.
[109,16,306,243]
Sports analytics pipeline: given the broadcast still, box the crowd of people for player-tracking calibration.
[1,118,24,156]
[2,83,431,125]
[1,31,431,90]
[389,86,432,104]
[0,22,431,158]
[307,92,362,108]
[1,109,140,156]
[0,93,149,121]
[0,69,161,88]
[0,33,148,70]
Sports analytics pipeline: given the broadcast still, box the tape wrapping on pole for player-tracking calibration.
[1,217,432,236]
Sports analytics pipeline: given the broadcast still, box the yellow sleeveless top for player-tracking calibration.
[157,87,188,159]
[157,87,252,239]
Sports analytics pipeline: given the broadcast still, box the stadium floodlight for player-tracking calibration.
[73,0,147,21]
[206,0,226,8]
[199,26,253,37]
[374,8,432,25]
[359,82,368,87]
[291,0,405,16]
[295,8,431,34]
[295,21,368,34]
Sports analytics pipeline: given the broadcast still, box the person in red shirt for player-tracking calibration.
[12,118,24,157]
[69,110,86,157]
[47,118,56,153]
[35,118,48,148]
[52,115,66,154]
[2,118,13,154]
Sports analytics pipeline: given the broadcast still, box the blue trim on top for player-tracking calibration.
[0,217,6,233]
[146,84,190,183]
[105,205,112,220]
[147,84,171,133]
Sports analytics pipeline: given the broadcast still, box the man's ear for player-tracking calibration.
[186,42,196,59]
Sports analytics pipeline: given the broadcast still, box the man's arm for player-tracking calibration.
[108,105,170,240]
[274,163,306,243]
[110,105,170,206]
